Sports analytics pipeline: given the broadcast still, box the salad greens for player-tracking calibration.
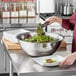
[24,23,57,43]
[24,35,56,43]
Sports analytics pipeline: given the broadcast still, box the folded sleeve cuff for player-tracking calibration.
[62,19,70,30]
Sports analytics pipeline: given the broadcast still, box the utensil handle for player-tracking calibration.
[41,22,49,28]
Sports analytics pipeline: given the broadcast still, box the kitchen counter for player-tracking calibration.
[1,31,76,76]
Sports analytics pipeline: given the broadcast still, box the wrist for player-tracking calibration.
[72,52,76,60]
[56,17,62,25]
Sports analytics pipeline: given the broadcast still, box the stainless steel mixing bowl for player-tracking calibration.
[17,32,63,57]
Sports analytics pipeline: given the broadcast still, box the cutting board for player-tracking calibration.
[60,40,66,48]
[2,38,21,50]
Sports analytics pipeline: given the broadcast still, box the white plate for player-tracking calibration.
[33,55,64,66]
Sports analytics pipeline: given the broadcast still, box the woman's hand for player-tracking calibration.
[45,16,62,25]
[60,53,76,66]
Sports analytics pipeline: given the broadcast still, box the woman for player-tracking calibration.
[45,10,76,66]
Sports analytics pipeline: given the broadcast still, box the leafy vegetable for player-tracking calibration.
[24,23,57,43]
[24,35,57,43]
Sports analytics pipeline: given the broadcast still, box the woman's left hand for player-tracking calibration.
[60,53,76,66]
[45,16,62,25]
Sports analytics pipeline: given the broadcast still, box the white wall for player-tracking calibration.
[73,0,76,11]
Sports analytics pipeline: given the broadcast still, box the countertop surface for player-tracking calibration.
[2,43,76,76]
[3,49,72,74]
[1,31,76,76]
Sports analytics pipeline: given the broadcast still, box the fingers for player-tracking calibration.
[59,53,76,66]
[45,17,56,25]
[59,59,67,66]
[45,17,52,22]
[49,20,55,25]
[62,61,70,65]
[45,16,62,25]
[45,17,52,25]
[59,59,73,66]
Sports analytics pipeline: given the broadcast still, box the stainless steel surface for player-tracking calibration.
[17,32,63,56]
[63,3,67,15]
[0,33,6,73]
[1,37,76,76]
[10,60,13,76]
[66,3,73,15]
[0,32,12,73]
[4,48,7,72]
[60,3,73,16]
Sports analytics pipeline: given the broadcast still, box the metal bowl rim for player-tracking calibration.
[17,32,64,44]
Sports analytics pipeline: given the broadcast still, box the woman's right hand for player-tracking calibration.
[60,52,76,66]
[45,16,62,25]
